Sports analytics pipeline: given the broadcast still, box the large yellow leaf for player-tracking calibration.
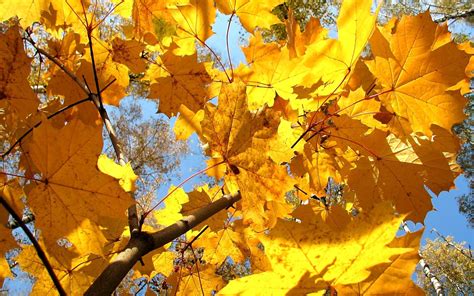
[202,82,294,230]
[97,154,138,193]
[241,33,308,109]
[180,185,228,231]
[219,202,418,294]
[345,127,460,222]
[154,186,189,226]
[169,0,216,56]
[302,0,379,96]
[24,117,134,255]
[148,51,212,116]
[17,244,108,296]
[367,12,471,136]
[336,231,424,295]
[173,104,204,140]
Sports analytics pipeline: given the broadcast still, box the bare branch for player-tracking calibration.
[434,8,474,23]
[0,195,66,296]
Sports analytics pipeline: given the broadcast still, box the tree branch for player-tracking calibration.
[0,195,66,296]
[85,31,139,235]
[24,36,89,96]
[434,8,474,23]
[6,212,35,229]
[2,97,92,158]
[85,191,241,296]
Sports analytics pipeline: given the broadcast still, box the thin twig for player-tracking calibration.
[182,226,209,253]
[2,97,92,158]
[85,29,138,234]
[0,195,66,296]
[24,36,89,95]
[431,228,473,260]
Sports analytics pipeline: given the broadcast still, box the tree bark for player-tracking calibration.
[85,191,241,296]
[401,221,444,296]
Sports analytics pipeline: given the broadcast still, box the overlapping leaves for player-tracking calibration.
[0,0,471,294]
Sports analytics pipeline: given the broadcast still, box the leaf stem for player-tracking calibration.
[225,13,235,81]
[0,195,66,296]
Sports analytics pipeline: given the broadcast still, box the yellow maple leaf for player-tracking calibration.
[366,12,471,136]
[241,33,308,109]
[23,117,134,255]
[148,51,212,116]
[169,0,216,56]
[17,243,108,295]
[337,87,384,130]
[202,82,294,230]
[97,154,138,193]
[173,104,204,140]
[302,0,379,97]
[180,185,228,231]
[154,186,189,226]
[346,128,460,222]
[0,25,39,144]
[219,202,418,294]
[336,231,424,295]
[111,37,147,73]
[216,0,282,33]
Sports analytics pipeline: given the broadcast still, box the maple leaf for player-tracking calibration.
[0,25,39,143]
[215,0,282,33]
[154,186,189,226]
[366,12,470,136]
[129,0,183,45]
[23,117,134,255]
[202,82,294,230]
[336,231,424,295]
[285,17,326,59]
[168,0,216,56]
[111,38,147,74]
[301,0,379,96]
[219,202,420,294]
[17,243,108,295]
[345,126,460,222]
[173,104,204,140]
[169,263,226,295]
[180,185,228,231]
[240,33,308,109]
[148,51,212,116]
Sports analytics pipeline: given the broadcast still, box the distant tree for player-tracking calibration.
[415,235,474,295]
[105,99,188,210]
